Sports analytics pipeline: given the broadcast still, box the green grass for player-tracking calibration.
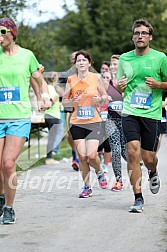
[16,137,71,173]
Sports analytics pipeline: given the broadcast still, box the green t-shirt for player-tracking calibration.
[44,85,60,119]
[117,49,167,120]
[0,46,39,120]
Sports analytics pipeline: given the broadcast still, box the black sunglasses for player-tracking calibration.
[0,28,11,35]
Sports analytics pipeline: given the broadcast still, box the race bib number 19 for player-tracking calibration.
[0,87,20,104]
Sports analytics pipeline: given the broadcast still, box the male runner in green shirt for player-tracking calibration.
[117,19,167,213]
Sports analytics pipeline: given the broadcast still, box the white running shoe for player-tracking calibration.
[45,158,59,165]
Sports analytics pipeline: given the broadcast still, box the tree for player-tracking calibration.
[2,0,167,71]
[55,0,167,70]
[0,0,32,19]
[1,0,70,73]
[18,20,71,72]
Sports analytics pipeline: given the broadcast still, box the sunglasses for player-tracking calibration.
[0,28,11,35]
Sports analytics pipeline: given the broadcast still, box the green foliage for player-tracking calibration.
[17,20,72,71]
[0,0,31,19]
[1,0,167,72]
[54,0,167,70]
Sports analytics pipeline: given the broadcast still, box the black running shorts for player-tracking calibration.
[122,115,160,151]
[70,122,101,141]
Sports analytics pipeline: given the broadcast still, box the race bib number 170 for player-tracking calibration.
[130,92,152,109]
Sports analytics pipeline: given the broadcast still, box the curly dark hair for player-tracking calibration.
[74,50,93,64]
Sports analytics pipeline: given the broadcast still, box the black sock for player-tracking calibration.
[149,170,157,179]
[135,193,143,200]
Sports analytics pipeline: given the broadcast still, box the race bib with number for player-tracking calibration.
[130,92,152,109]
[100,111,108,121]
[0,87,20,104]
[108,101,123,111]
[77,106,94,119]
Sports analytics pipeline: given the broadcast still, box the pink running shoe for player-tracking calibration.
[97,173,107,189]
[111,180,123,191]
[72,160,79,171]
[79,185,92,198]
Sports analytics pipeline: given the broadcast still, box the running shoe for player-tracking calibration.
[102,164,109,174]
[111,180,123,191]
[149,170,160,194]
[129,198,144,213]
[97,173,107,189]
[79,185,92,198]
[45,158,59,165]
[0,195,5,217]
[72,159,79,171]
[1,206,16,224]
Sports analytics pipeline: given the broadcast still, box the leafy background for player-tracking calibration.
[1,0,167,72]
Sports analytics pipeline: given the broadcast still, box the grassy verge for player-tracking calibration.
[17,137,71,173]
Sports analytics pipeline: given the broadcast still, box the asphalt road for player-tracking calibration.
[0,137,167,252]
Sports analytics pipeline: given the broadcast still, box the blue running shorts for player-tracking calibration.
[0,121,31,140]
